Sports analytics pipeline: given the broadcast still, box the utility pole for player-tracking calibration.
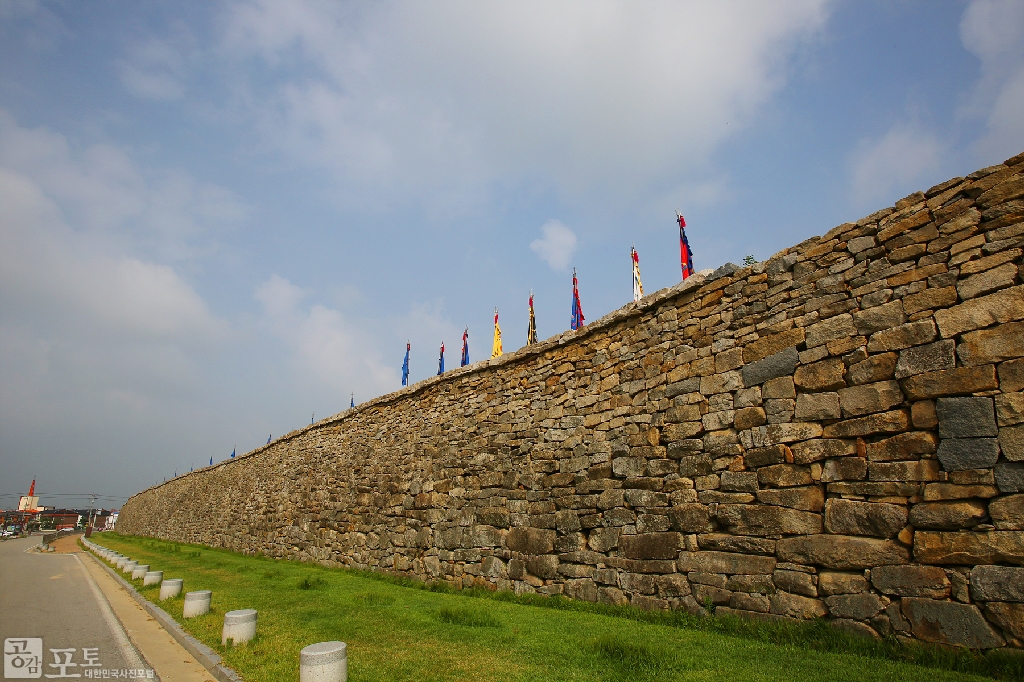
[87,494,96,533]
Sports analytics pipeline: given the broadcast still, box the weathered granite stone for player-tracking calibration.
[867,320,937,353]
[996,462,1024,492]
[901,598,1005,648]
[742,347,799,387]
[773,569,817,597]
[817,572,869,596]
[907,501,987,530]
[794,392,841,421]
[847,353,898,385]
[936,397,998,438]
[936,438,1000,471]
[825,593,885,620]
[619,533,682,560]
[871,565,950,598]
[777,536,909,570]
[507,528,555,554]
[716,505,821,536]
[901,365,999,400]
[989,495,1024,530]
[677,550,775,575]
[823,410,909,438]
[794,358,847,392]
[791,439,856,464]
[837,382,904,418]
[854,301,906,335]
[894,340,956,379]
[668,505,713,533]
[913,531,1024,565]
[806,315,857,349]
[824,499,908,538]
[696,534,776,556]
[756,486,824,512]
[985,603,1024,642]
[770,592,828,619]
[957,321,1024,366]
[970,565,1024,602]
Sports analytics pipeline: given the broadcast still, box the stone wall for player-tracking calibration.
[118,152,1024,649]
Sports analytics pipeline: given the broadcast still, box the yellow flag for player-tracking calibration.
[491,308,502,358]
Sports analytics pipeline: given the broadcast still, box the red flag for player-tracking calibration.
[678,212,695,280]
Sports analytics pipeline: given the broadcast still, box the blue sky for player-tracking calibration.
[2,0,1023,508]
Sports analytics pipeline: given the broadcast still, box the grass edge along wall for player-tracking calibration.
[117,151,1024,651]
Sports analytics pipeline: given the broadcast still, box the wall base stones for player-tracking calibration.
[118,151,1024,650]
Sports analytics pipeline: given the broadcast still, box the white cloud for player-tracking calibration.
[255,274,397,393]
[530,219,578,271]
[117,27,199,101]
[220,0,829,213]
[960,0,1024,160]
[849,124,943,206]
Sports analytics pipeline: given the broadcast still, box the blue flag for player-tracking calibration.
[209,456,213,466]
[350,393,355,408]
[267,434,271,444]
[401,342,410,386]
[461,327,470,367]
[438,342,445,375]
[231,448,235,458]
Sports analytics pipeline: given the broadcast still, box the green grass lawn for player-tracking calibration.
[87,534,1021,682]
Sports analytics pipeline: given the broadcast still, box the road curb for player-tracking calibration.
[82,543,244,682]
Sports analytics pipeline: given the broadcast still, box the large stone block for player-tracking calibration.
[770,592,828,619]
[743,328,806,364]
[823,409,909,438]
[867,320,937,353]
[901,598,1005,648]
[676,550,776,575]
[668,504,714,533]
[934,284,1024,338]
[806,314,857,349]
[847,353,897,385]
[990,494,1024,530]
[526,554,559,579]
[854,300,906,335]
[821,457,867,482]
[903,286,957,316]
[720,471,758,492]
[758,464,813,488]
[970,565,1024,602]
[871,565,950,598]
[996,394,1024,427]
[794,392,841,421]
[866,432,937,462]
[716,504,822,536]
[996,462,1024,493]
[958,321,1024,366]
[817,572,868,596]
[837,381,904,418]
[506,527,556,554]
[776,535,910,570]
[791,438,856,464]
[824,499,908,538]
[901,365,999,400]
[869,459,940,482]
[619,532,682,560]
[696,533,777,556]
[678,455,714,478]
[742,347,799,387]
[894,340,956,379]
[794,358,847,392]
[907,501,987,530]
[757,486,825,512]
[936,397,997,438]
[913,531,1024,565]
[825,593,885,620]
[773,569,817,597]
[937,438,1000,471]
[587,527,620,552]
[957,262,1017,301]
[744,444,790,468]
[734,406,767,430]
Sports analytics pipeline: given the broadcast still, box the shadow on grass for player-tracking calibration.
[97,534,1024,681]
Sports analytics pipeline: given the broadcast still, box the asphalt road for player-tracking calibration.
[0,536,147,679]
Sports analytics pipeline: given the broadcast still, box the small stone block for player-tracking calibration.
[936,397,997,438]
[936,438,1000,471]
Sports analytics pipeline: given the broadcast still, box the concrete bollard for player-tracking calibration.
[300,641,347,682]
[222,609,258,646]
[159,578,184,600]
[122,560,138,574]
[116,557,130,569]
[143,570,163,586]
[131,564,150,580]
[183,590,212,618]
